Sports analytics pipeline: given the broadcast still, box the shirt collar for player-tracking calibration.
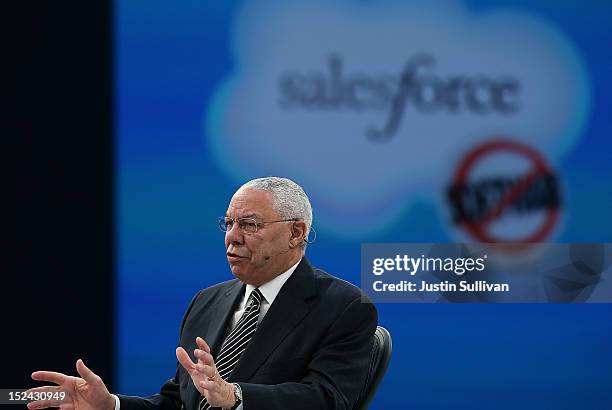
[243,258,302,307]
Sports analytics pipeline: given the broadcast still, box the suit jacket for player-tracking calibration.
[119,258,378,410]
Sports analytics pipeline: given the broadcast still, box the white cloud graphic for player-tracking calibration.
[205,0,590,236]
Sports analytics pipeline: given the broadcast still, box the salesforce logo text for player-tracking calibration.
[279,53,520,141]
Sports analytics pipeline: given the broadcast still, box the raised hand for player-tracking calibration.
[175,337,235,409]
[29,359,115,410]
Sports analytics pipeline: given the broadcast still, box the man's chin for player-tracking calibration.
[229,265,248,280]
[230,266,262,286]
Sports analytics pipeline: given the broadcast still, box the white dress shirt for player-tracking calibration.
[113,259,301,410]
[230,259,300,329]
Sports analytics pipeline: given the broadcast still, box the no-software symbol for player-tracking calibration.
[448,139,561,243]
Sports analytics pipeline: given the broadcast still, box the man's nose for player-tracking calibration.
[226,221,244,245]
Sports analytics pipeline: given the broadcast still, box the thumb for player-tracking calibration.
[76,359,101,385]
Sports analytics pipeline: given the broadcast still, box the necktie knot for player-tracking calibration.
[249,288,263,307]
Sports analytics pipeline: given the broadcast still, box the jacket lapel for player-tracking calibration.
[228,258,317,382]
[206,280,245,356]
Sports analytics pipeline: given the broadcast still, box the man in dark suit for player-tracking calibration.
[29,177,378,410]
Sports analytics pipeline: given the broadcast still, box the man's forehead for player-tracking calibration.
[226,188,276,217]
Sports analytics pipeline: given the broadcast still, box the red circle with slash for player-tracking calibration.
[452,139,560,243]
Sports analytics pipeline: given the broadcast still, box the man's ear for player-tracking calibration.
[289,221,307,248]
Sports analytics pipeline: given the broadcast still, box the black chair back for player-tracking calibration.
[354,326,392,409]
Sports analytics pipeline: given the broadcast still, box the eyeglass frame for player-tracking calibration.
[218,216,301,234]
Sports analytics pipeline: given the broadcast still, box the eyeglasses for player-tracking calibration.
[218,217,300,234]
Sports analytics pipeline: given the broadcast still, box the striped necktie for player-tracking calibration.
[200,288,264,410]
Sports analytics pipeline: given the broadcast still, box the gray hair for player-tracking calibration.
[239,177,313,239]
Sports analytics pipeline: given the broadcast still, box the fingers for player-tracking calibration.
[31,371,68,385]
[25,386,60,394]
[176,347,196,373]
[75,359,101,385]
[194,349,214,366]
[195,363,217,379]
[26,389,68,410]
[196,337,211,353]
[177,339,216,381]
[27,399,63,410]
[25,386,65,409]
